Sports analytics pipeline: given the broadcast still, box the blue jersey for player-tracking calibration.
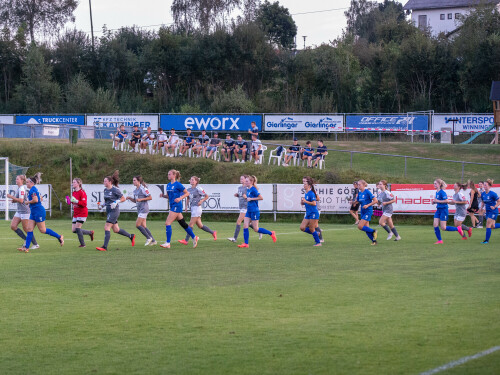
[185,135,194,145]
[481,190,499,214]
[28,186,43,210]
[247,186,260,212]
[357,189,374,211]
[166,181,185,208]
[304,190,319,216]
[435,189,448,209]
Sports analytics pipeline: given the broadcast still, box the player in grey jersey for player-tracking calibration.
[126,176,157,246]
[6,175,39,249]
[451,182,472,240]
[227,175,261,242]
[96,170,136,251]
[376,180,401,241]
[179,176,217,245]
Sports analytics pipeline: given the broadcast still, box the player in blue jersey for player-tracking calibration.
[159,169,198,249]
[356,180,378,245]
[237,175,277,248]
[300,176,322,246]
[432,179,460,244]
[18,173,63,252]
[480,179,500,244]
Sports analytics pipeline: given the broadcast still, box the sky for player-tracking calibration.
[69,0,388,48]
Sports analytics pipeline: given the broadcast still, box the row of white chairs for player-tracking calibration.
[268,149,327,169]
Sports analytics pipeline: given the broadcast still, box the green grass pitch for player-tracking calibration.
[1,220,499,374]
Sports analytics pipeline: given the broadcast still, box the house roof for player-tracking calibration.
[490,82,500,101]
[403,0,500,11]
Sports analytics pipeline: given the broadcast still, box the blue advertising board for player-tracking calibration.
[16,115,85,126]
[160,115,261,132]
[346,115,429,131]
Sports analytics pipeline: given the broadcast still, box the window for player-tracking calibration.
[418,15,427,30]
[455,13,460,19]
[440,14,445,20]
[448,13,452,19]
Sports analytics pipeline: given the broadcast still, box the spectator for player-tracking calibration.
[165,128,180,157]
[221,133,236,162]
[112,124,128,150]
[302,141,314,168]
[192,138,203,157]
[311,139,328,168]
[140,127,155,154]
[206,133,221,159]
[283,138,300,166]
[234,134,247,163]
[248,121,259,138]
[179,128,195,156]
[154,128,168,154]
[129,125,142,152]
[198,130,210,157]
[251,134,262,164]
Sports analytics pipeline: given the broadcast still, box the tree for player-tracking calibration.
[256,1,297,49]
[0,0,77,44]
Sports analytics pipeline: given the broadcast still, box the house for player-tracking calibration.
[403,0,500,36]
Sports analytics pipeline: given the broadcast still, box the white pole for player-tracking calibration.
[5,157,9,221]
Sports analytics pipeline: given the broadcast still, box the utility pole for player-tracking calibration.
[89,0,95,52]
[302,36,307,49]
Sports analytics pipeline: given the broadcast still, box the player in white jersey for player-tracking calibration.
[451,182,472,240]
[376,180,401,241]
[7,174,39,249]
[126,175,156,246]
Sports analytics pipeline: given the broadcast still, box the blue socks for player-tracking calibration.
[362,226,374,241]
[45,228,61,239]
[166,225,172,243]
[258,228,272,235]
[244,228,249,244]
[445,226,458,232]
[486,228,492,242]
[304,227,320,243]
[25,231,33,248]
[185,226,195,239]
[434,227,442,241]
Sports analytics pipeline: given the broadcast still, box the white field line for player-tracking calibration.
[419,346,500,375]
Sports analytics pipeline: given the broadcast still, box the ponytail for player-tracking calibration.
[455,182,467,191]
[304,176,319,201]
[105,170,120,187]
[434,179,447,189]
[28,172,42,185]
[485,179,494,187]
[134,175,147,188]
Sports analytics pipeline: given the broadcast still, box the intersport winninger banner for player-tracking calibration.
[264,115,344,132]
[432,114,495,133]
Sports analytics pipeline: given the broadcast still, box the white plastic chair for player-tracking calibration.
[252,145,267,164]
[268,147,283,166]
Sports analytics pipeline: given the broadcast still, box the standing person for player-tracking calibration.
[300,176,322,246]
[432,179,458,244]
[248,121,259,138]
[95,171,136,252]
[179,128,194,156]
[376,180,401,241]
[356,180,378,245]
[237,175,277,248]
[159,170,198,249]
[250,134,262,164]
[18,173,64,252]
[467,180,480,228]
[349,181,360,225]
[179,176,217,245]
[480,179,500,244]
[234,135,248,163]
[451,182,472,240]
[228,175,249,242]
[7,174,39,250]
[68,178,94,248]
[126,176,156,246]
[282,138,301,167]
[221,134,236,162]
[128,125,142,152]
[165,128,180,157]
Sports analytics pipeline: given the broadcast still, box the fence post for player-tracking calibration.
[350,152,353,169]
[461,162,464,183]
[404,156,407,178]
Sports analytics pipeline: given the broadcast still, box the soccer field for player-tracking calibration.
[1,220,499,374]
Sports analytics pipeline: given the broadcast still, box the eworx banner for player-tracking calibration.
[0,184,50,210]
[160,115,261,132]
[88,115,159,130]
[84,184,273,212]
[264,115,344,132]
[432,114,495,133]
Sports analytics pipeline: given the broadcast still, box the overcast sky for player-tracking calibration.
[70,0,388,48]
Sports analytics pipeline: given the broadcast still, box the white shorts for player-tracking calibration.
[191,206,202,217]
[382,212,393,218]
[72,217,87,223]
[14,212,30,220]
[455,215,466,222]
[240,208,247,214]
[138,212,149,219]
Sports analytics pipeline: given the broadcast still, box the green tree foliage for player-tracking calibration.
[210,85,255,112]
[256,1,297,49]
[0,0,77,44]
[0,27,24,109]
[64,73,95,113]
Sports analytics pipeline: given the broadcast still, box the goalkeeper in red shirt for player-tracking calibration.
[67,178,95,247]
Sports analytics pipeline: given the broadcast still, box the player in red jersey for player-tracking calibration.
[67,178,95,247]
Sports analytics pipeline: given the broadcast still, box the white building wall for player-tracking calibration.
[411,7,470,35]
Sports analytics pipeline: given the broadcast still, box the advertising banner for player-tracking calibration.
[160,115,261,132]
[264,115,344,132]
[277,184,377,212]
[0,115,14,125]
[85,184,273,212]
[346,115,428,131]
[432,114,495,133]
[16,115,85,126]
[88,115,159,130]
[1,184,50,210]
